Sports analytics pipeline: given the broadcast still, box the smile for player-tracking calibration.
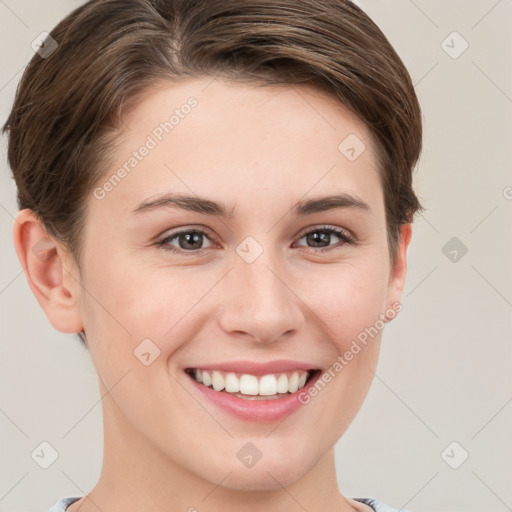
[185,368,313,399]
[182,360,323,422]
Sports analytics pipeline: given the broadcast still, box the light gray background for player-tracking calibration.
[1,1,511,511]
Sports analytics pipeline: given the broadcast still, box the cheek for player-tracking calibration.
[80,257,224,363]
[295,258,389,348]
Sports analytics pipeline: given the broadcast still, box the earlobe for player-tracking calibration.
[384,223,412,321]
[12,209,84,334]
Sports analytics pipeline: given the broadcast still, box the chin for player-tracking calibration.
[199,447,312,492]
[216,467,304,492]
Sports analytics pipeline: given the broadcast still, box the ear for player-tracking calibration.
[384,223,412,321]
[12,209,84,334]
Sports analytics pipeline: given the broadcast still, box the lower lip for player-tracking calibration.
[185,370,321,423]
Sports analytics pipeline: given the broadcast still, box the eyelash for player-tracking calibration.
[155,225,355,256]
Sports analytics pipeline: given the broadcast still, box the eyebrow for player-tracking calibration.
[130,192,371,218]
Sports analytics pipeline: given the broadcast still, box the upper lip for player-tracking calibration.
[185,359,319,376]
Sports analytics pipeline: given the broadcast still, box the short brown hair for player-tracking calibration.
[3,0,423,280]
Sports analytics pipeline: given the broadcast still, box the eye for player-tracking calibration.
[156,224,355,256]
[156,228,213,254]
[294,225,355,252]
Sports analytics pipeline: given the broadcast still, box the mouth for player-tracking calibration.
[184,368,321,400]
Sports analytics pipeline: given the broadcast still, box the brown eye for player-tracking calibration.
[295,226,354,251]
[305,231,331,248]
[157,229,213,254]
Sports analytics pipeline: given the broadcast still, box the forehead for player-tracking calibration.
[120,77,375,146]
[92,77,383,221]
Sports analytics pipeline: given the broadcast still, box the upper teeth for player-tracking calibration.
[191,369,310,396]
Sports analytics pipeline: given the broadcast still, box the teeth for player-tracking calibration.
[240,374,259,395]
[225,372,240,393]
[211,371,225,392]
[276,373,289,393]
[190,368,312,396]
[202,371,212,387]
[288,371,299,393]
[258,374,277,396]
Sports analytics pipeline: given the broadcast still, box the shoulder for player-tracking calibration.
[46,496,82,512]
[48,496,407,512]
[352,496,411,512]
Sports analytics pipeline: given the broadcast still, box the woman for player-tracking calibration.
[4,0,423,510]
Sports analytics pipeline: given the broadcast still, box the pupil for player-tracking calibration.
[182,232,202,249]
[309,231,329,247]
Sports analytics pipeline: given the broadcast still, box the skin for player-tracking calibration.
[14,77,411,512]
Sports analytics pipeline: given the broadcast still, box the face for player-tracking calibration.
[70,77,408,491]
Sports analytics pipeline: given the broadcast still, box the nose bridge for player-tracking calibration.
[218,239,304,343]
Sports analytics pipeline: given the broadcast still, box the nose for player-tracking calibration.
[217,249,306,344]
